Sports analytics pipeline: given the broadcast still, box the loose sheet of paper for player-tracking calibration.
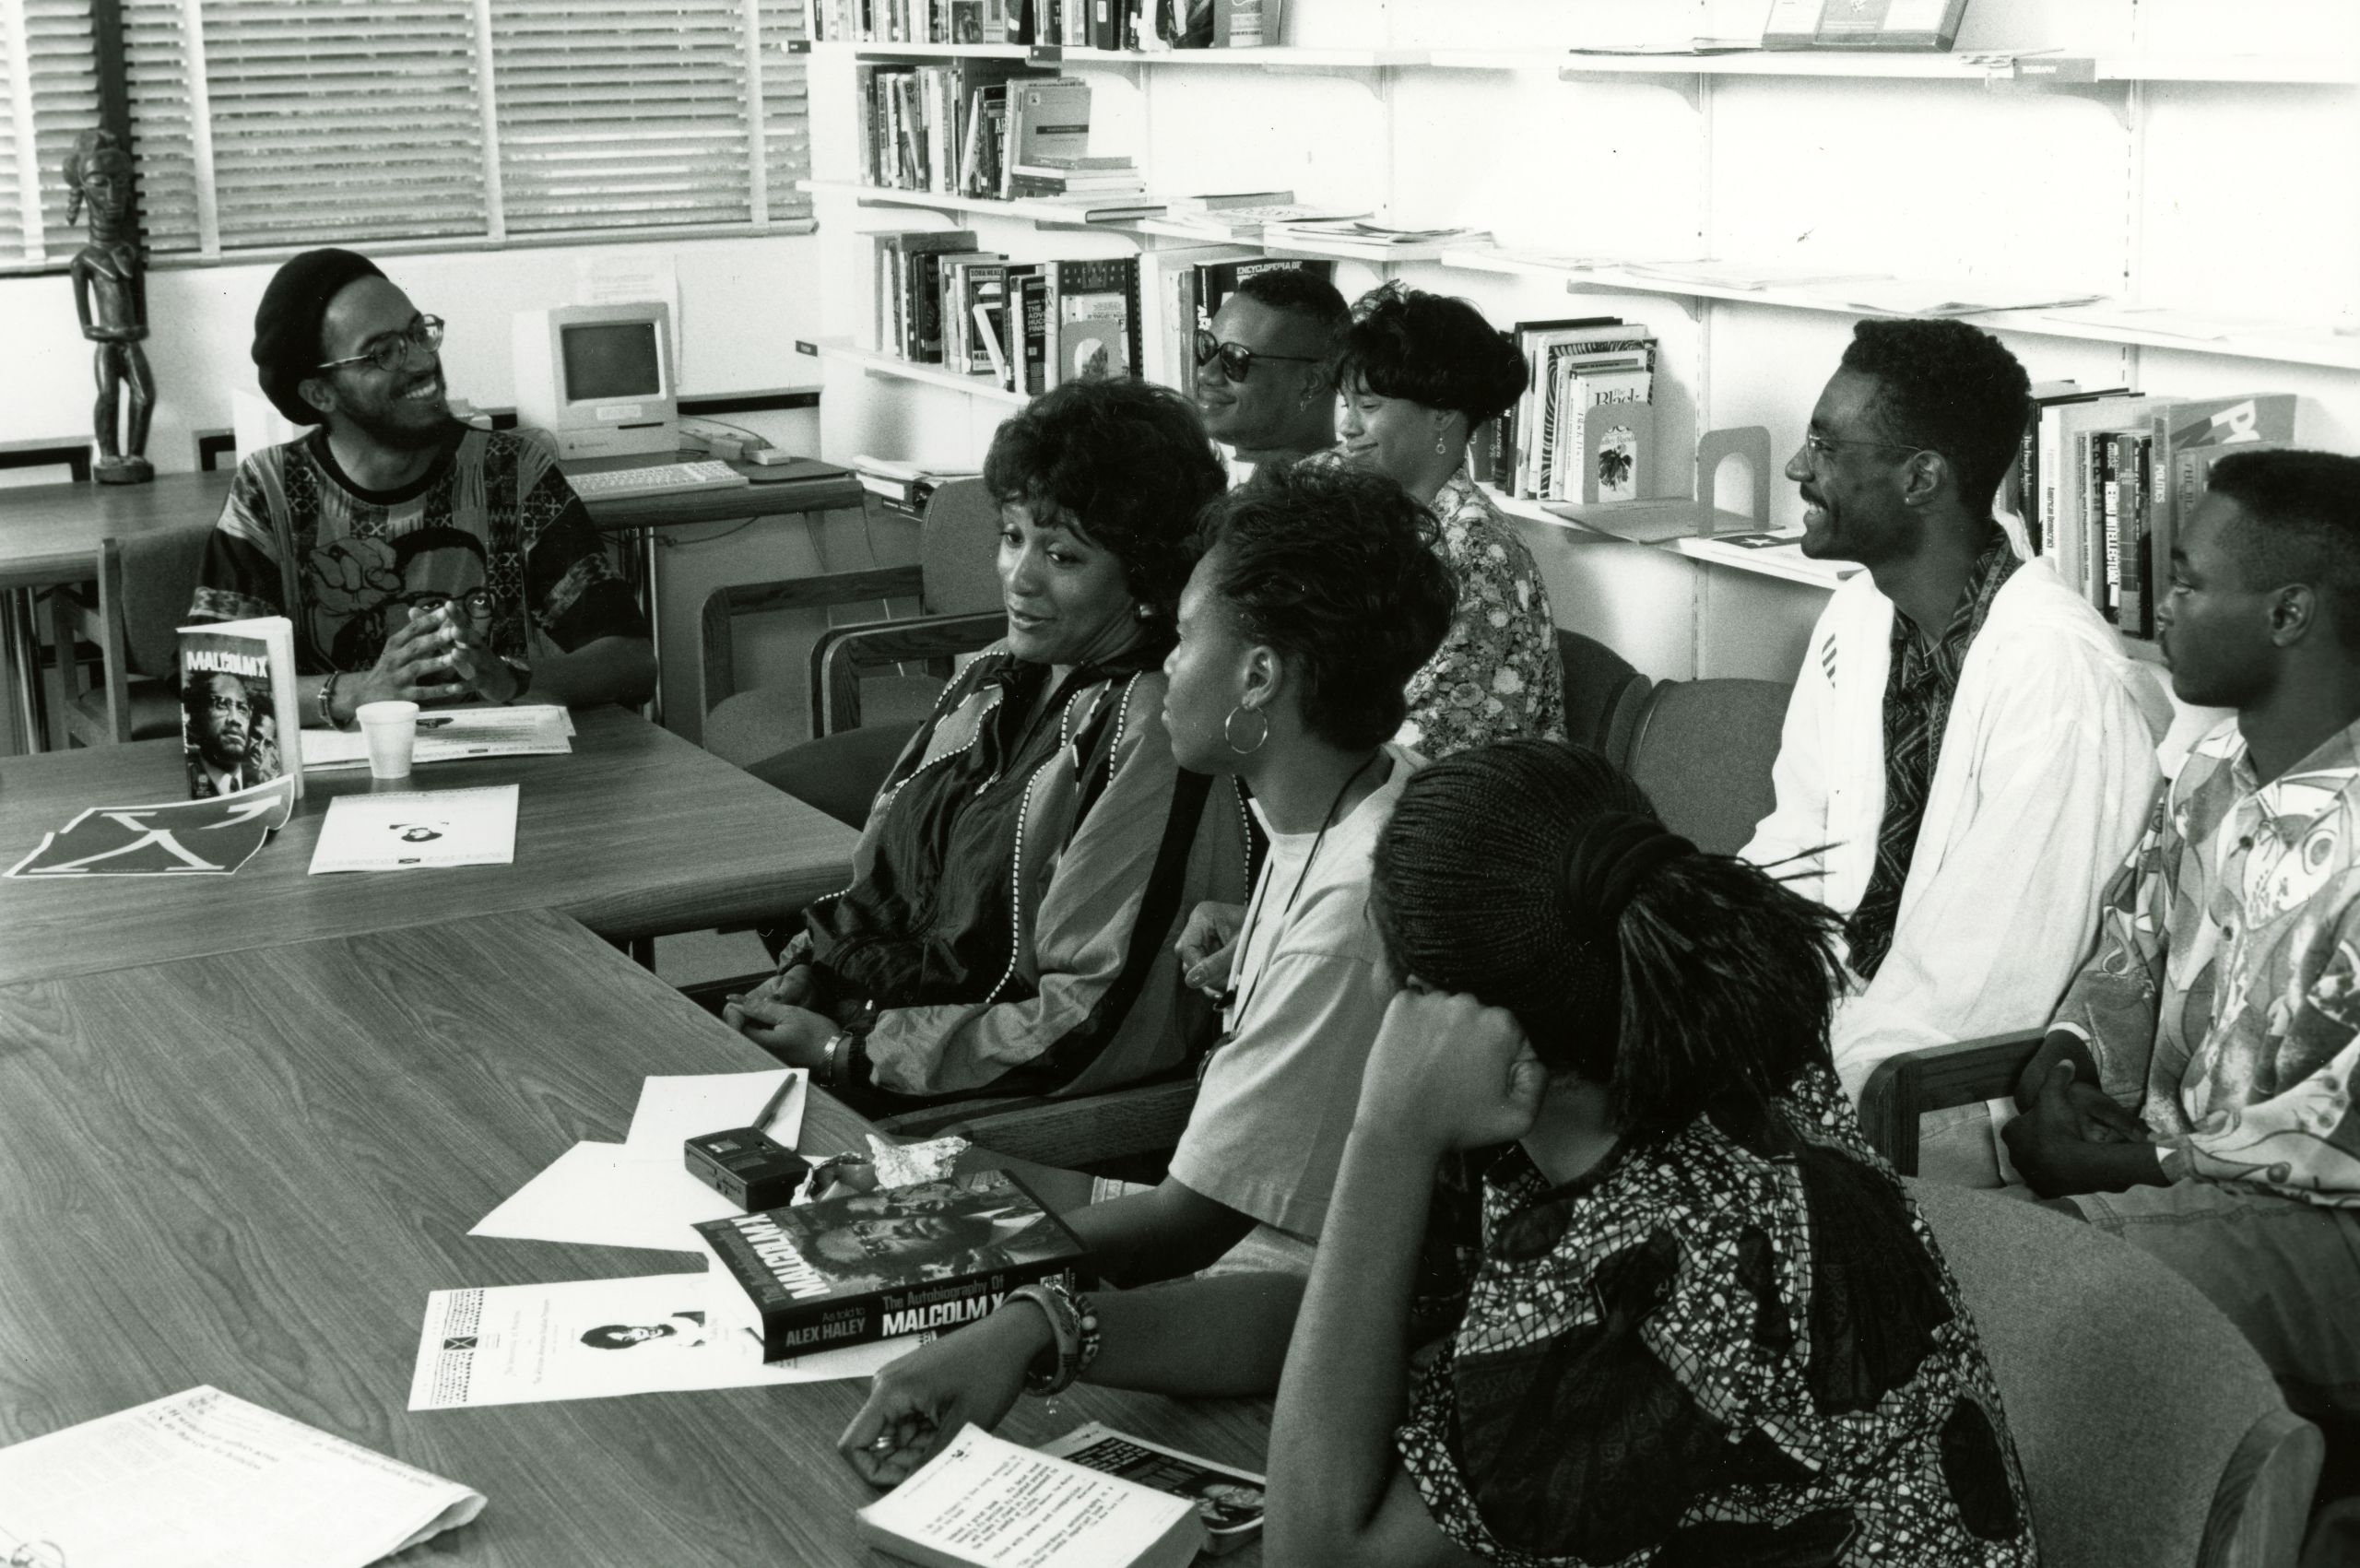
[6,778,296,878]
[472,1070,808,1253]
[301,704,573,771]
[408,1272,915,1409]
[625,1068,806,1158]
[0,1385,483,1568]
[307,784,519,874]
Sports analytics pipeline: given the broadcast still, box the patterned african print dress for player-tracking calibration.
[1398,1065,2036,1568]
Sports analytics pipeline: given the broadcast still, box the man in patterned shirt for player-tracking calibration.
[1741,321,2158,1182]
[190,249,653,726]
[2006,449,2360,1428]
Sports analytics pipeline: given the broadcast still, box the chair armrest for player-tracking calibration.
[809,610,1008,737]
[938,1079,1201,1169]
[698,564,925,716]
[1858,1031,2047,1177]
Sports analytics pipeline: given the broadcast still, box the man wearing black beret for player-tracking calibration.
[188,249,655,725]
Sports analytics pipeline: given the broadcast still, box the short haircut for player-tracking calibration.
[1370,740,1846,1141]
[2208,448,2360,648]
[1233,265,1351,355]
[182,668,249,726]
[1195,462,1455,749]
[1334,282,1528,427]
[1838,318,2031,514]
[983,377,1227,622]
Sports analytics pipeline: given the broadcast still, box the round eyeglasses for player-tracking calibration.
[317,315,445,376]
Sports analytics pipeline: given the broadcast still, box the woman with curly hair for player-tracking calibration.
[1333,282,1565,758]
[844,740,2036,1568]
[727,377,1249,1107]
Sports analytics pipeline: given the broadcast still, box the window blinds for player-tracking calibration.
[0,0,101,265]
[0,0,810,264]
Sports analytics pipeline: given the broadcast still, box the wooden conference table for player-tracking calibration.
[0,704,858,988]
[0,455,865,749]
[0,909,1270,1565]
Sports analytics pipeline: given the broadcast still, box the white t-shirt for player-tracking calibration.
[1167,745,1421,1239]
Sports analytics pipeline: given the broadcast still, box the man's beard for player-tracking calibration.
[346,401,456,454]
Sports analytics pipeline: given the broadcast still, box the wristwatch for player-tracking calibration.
[497,654,533,702]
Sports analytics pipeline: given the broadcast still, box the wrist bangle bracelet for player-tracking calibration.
[1009,1282,1083,1395]
[319,671,350,730]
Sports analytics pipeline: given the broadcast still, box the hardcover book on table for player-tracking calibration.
[176,616,303,802]
[695,1169,1091,1362]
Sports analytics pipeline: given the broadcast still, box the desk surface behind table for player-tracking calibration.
[0,704,857,987]
[0,908,1270,1567]
[0,454,858,585]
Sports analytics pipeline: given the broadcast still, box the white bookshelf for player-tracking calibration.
[802,38,2357,88]
[804,0,2360,681]
[808,338,1032,407]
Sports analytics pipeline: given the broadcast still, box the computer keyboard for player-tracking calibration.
[568,460,750,501]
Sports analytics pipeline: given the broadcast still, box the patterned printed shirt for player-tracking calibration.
[1846,533,2021,978]
[1397,1066,2037,1568]
[189,425,645,675]
[1398,466,1566,759]
[2054,715,2360,1206]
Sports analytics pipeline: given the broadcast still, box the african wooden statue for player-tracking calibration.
[65,128,155,484]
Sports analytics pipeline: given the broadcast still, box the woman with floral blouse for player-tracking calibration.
[1332,282,1565,757]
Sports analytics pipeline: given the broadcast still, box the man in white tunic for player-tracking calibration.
[1741,320,2159,1178]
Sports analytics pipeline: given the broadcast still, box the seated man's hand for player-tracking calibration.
[341,609,457,713]
[2002,1058,2157,1197]
[1176,901,1246,998]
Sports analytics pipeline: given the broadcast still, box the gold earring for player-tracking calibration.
[1222,705,1269,755]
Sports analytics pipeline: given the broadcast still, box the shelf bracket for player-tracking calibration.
[1557,65,1704,114]
[1984,69,2131,131]
[1262,63,1391,99]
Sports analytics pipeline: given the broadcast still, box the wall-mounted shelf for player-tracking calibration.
[812,41,1422,67]
[1434,248,2360,372]
[801,39,2355,88]
[808,338,1029,407]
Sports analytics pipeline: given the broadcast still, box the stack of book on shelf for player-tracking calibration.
[1261,218,1491,262]
[873,228,1144,394]
[808,0,1277,51]
[1010,154,1165,220]
[861,58,1041,196]
[1482,315,1658,507]
[2014,385,2303,639]
[1158,201,1372,242]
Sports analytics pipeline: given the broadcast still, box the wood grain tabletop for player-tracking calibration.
[0,705,858,987]
[0,909,1269,1566]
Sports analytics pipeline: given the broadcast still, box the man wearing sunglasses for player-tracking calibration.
[191,248,654,726]
[1740,318,2158,1182]
[1191,268,1348,484]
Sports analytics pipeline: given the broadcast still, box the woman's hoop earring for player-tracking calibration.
[1223,704,1269,755]
[1434,430,1450,456]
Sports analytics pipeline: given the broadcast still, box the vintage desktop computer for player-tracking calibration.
[512,301,678,460]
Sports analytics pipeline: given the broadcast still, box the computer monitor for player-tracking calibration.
[512,301,677,460]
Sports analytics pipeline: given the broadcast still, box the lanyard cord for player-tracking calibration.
[1224,750,1383,1032]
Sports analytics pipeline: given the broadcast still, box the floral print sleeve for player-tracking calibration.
[1399,467,1566,760]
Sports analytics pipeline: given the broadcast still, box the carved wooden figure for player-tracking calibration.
[65,129,155,485]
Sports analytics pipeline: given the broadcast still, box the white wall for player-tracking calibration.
[802,0,2360,686]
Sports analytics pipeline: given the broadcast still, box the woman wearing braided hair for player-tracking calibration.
[844,740,2036,1568]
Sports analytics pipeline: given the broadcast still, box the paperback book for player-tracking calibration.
[695,1169,1090,1361]
[177,616,303,801]
[857,1424,1205,1568]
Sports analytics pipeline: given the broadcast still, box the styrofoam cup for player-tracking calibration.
[356,700,420,780]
